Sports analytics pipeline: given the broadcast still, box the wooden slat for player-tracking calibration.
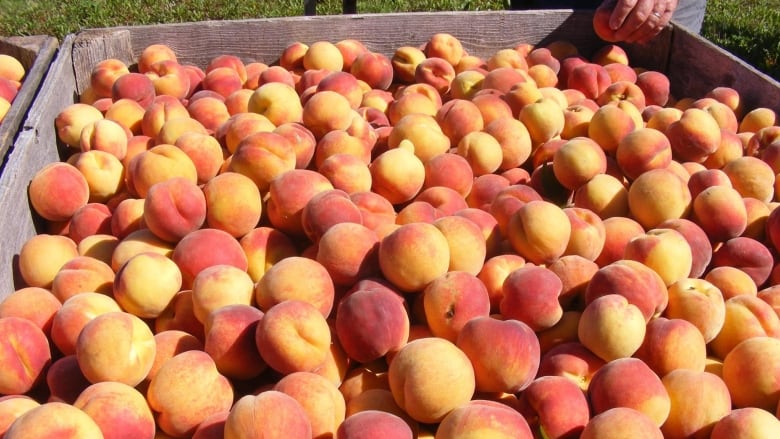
[0,36,59,166]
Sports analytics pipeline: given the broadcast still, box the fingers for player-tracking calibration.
[608,0,675,43]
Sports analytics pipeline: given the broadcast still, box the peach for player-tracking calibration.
[112,252,181,320]
[229,131,297,193]
[571,173,628,219]
[424,32,464,66]
[315,70,362,108]
[302,90,354,139]
[238,226,298,283]
[724,155,776,203]
[301,188,363,243]
[190,263,254,324]
[581,407,664,439]
[67,202,112,244]
[335,38,369,71]
[391,45,426,84]
[387,113,450,163]
[567,62,611,100]
[706,86,744,119]
[145,59,190,100]
[312,222,379,287]
[203,304,266,380]
[518,97,565,147]
[666,277,727,343]
[335,286,409,363]
[722,336,780,411]
[274,122,317,169]
[17,233,79,289]
[46,354,91,404]
[378,222,450,293]
[450,69,485,100]
[54,102,105,148]
[205,54,247,85]
[696,99,739,133]
[387,337,475,424]
[351,51,394,90]
[171,227,248,289]
[624,227,693,287]
[147,329,203,381]
[218,112,275,154]
[201,66,243,98]
[266,168,335,237]
[186,95,229,132]
[28,162,90,223]
[147,350,234,438]
[104,98,146,136]
[436,99,484,147]
[110,228,175,272]
[69,149,125,204]
[108,198,144,240]
[634,317,707,376]
[247,81,303,125]
[500,264,564,331]
[604,62,637,83]
[273,372,346,439]
[0,287,60,338]
[588,357,671,427]
[255,255,334,317]
[302,40,344,71]
[422,153,473,198]
[337,410,413,439]
[507,199,571,265]
[743,197,771,241]
[225,88,253,114]
[155,115,209,145]
[691,180,750,240]
[587,102,637,155]
[0,316,51,395]
[370,147,425,205]
[597,80,646,110]
[137,43,177,73]
[142,177,206,243]
[615,127,673,181]
[537,340,605,391]
[422,271,490,342]
[666,107,722,163]
[739,107,776,133]
[655,218,711,278]
[202,172,261,238]
[154,290,205,341]
[255,299,331,374]
[111,72,156,108]
[126,143,197,198]
[413,56,456,95]
[49,254,113,302]
[578,294,647,361]
[711,236,774,288]
[74,310,155,387]
[0,396,39,437]
[79,118,129,160]
[553,137,608,194]
[660,369,732,439]
[386,91,439,125]
[709,294,780,360]
[436,399,533,439]
[4,402,104,438]
[456,316,540,394]
[516,375,590,439]
[562,206,606,262]
[710,407,780,439]
[73,381,155,439]
[627,167,692,229]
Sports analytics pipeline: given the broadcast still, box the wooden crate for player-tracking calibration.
[1,10,779,296]
[0,35,58,163]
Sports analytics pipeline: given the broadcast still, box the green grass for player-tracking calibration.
[0,0,778,80]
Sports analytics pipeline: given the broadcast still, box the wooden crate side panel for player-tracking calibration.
[0,36,77,297]
[666,26,780,113]
[0,36,59,165]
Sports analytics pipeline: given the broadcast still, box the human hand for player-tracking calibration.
[596,0,679,43]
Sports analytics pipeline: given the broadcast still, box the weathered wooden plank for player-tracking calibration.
[0,35,59,165]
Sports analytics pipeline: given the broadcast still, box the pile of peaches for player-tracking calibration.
[2,28,780,438]
[0,53,26,123]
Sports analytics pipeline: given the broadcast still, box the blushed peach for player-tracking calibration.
[172,227,248,289]
[255,256,335,318]
[627,167,692,229]
[0,317,51,395]
[4,402,104,439]
[581,407,664,439]
[507,200,571,265]
[710,406,780,439]
[501,264,563,331]
[709,294,780,360]
[436,399,533,439]
[73,381,156,439]
[202,171,261,238]
[17,234,79,289]
[50,254,113,302]
[578,294,647,362]
[190,263,254,324]
[660,369,732,439]
[142,177,206,243]
[337,410,413,439]
[204,304,266,380]
[722,336,780,411]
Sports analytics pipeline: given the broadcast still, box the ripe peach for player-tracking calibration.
[711,236,774,288]
[73,381,156,439]
[28,162,90,223]
[666,107,722,163]
[351,51,394,90]
[154,290,205,341]
[391,45,426,84]
[147,350,234,438]
[387,113,451,163]
[142,177,206,243]
[171,227,248,289]
[126,143,197,198]
[111,72,156,108]
[739,107,776,133]
[0,317,51,395]
[517,375,590,439]
[578,294,647,361]
[615,127,673,180]
[190,263,254,324]
[185,95,229,132]
[147,330,203,382]
[202,171,261,238]
[4,401,104,439]
[422,271,490,342]
[436,399,533,439]
[507,199,571,265]
[581,407,664,439]
[337,410,413,439]
[500,264,563,331]
[17,233,79,289]
[204,304,266,380]
[635,317,707,376]
[627,167,692,229]
[589,357,671,427]
[302,90,354,139]
[378,221,450,293]
[724,155,776,203]
[255,256,334,317]
[414,56,456,95]
[457,316,540,394]
[336,286,409,363]
[660,369,732,439]
[387,337,475,424]
[518,97,565,147]
[710,407,780,439]
[255,299,331,374]
[624,227,693,287]
[722,336,780,411]
[587,102,637,155]
[710,294,780,360]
